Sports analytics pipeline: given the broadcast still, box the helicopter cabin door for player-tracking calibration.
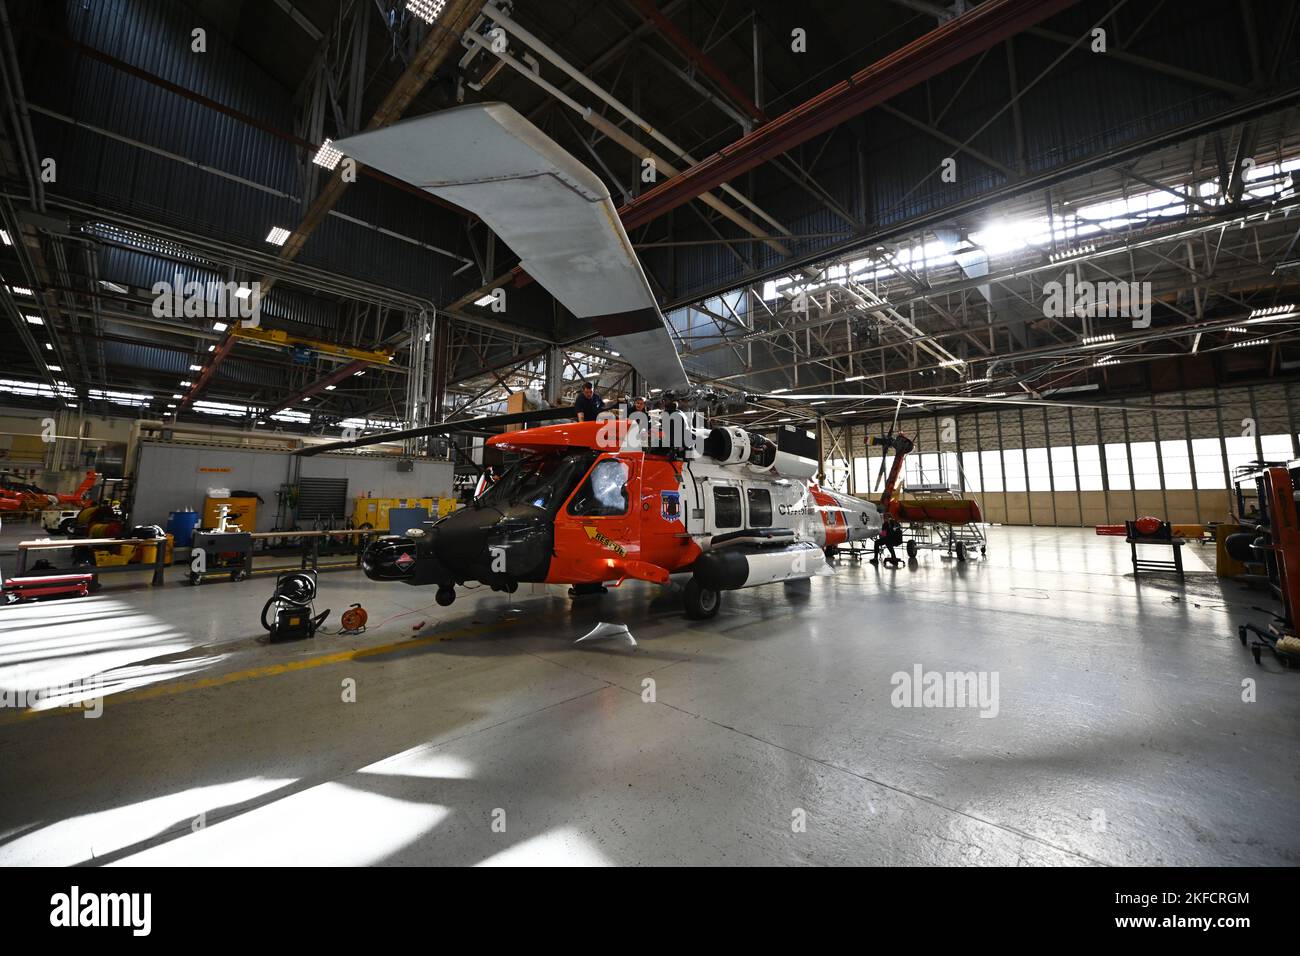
[705,478,745,538]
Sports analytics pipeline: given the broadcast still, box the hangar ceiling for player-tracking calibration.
[0,0,1298,438]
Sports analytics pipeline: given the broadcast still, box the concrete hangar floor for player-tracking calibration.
[0,527,1295,867]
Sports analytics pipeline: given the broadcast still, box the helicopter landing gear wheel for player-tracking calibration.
[956,542,968,562]
[435,586,456,607]
[684,580,721,619]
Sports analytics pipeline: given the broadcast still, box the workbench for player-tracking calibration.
[13,536,169,586]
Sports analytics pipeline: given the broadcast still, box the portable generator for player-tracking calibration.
[260,570,329,642]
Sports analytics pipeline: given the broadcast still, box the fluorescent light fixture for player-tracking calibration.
[189,364,202,371]
[312,139,343,170]
[98,280,129,294]
[9,285,33,296]
[265,226,291,246]
[809,401,826,406]
[649,387,661,393]
[770,387,791,394]
[1225,326,1248,333]
[353,370,365,377]
[1094,357,1119,367]
[1249,304,1294,317]
[302,397,311,402]
[207,345,216,352]
[0,229,11,245]
[473,294,495,307]
[44,343,53,351]
[1049,243,1097,263]
[24,314,42,325]
[325,385,336,391]
[84,223,203,262]
[212,321,229,332]
[47,364,61,371]
[844,375,865,382]
[985,392,1008,398]
[179,380,192,387]
[938,358,965,368]
[166,403,176,408]
[1081,333,1116,345]
[1232,338,1270,348]
[233,288,252,300]
[172,393,182,399]
[407,0,448,24]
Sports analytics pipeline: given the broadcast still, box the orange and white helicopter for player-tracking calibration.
[300,103,1206,618]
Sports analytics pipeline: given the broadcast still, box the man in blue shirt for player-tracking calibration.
[574,381,605,421]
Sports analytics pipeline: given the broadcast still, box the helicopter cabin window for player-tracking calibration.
[747,487,772,527]
[713,485,742,529]
[568,458,630,516]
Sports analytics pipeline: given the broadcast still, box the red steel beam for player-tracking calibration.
[260,359,369,419]
[618,0,1083,231]
[625,0,767,123]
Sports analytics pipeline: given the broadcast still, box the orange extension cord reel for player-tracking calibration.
[340,603,368,634]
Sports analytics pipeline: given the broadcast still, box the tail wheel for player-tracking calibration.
[684,580,721,619]
[956,542,968,562]
[906,540,918,559]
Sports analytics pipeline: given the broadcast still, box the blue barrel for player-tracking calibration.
[167,509,201,548]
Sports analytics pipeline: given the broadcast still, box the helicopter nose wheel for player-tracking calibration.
[435,586,456,607]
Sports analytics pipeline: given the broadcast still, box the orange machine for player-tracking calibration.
[1234,466,1300,665]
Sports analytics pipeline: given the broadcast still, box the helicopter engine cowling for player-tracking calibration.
[701,426,817,480]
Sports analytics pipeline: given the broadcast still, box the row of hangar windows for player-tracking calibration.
[827,434,1297,493]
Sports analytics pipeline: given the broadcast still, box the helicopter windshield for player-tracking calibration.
[478,450,596,515]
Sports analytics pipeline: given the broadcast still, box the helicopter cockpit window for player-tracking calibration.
[568,459,630,517]
[479,451,595,515]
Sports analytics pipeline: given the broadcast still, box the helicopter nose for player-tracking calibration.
[432,504,552,583]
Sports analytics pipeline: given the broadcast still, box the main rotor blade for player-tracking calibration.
[294,407,572,457]
[750,392,1217,412]
[336,104,691,393]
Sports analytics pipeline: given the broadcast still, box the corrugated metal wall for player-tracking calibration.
[23,0,466,305]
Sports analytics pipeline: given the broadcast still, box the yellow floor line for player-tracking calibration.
[2,611,547,726]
